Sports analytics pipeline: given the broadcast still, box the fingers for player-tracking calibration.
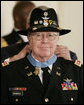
[20,44,31,54]
[56,45,69,51]
[55,45,72,60]
[27,45,31,53]
[55,45,69,54]
[10,44,31,62]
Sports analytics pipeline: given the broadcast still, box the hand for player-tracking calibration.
[55,45,72,60]
[10,44,31,62]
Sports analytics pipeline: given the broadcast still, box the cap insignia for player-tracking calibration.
[44,12,48,17]
[32,27,37,30]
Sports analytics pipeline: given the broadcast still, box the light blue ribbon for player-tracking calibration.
[27,53,57,68]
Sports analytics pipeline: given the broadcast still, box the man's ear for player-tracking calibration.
[26,23,29,29]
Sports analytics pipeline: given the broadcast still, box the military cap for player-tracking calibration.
[17,7,71,36]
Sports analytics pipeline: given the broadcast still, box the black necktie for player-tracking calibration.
[41,67,51,92]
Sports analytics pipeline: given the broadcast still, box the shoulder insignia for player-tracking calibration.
[2,61,10,67]
[1,38,8,48]
[74,60,82,67]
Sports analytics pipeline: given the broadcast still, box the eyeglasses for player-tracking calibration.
[31,32,59,41]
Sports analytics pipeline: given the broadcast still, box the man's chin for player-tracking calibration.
[39,53,52,58]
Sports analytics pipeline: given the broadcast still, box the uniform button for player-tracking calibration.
[71,97,74,101]
[15,98,19,102]
[45,98,49,102]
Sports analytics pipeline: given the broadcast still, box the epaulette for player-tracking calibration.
[74,60,82,67]
[2,61,10,67]
[1,38,8,48]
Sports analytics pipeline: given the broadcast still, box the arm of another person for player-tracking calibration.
[7,45,78,63]
[55,45,77,61]
[1,42,28,62]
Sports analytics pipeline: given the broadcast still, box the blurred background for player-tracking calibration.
[1,1,83,63]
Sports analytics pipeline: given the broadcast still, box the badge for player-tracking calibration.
[43,19,49,26]
[74,60,82,67]
[61,78,78,90]
[56,71,61,76]
[27,72,33,76]
[32,27,37,30]
[49,20,52,25]
[25,66,29,70]
[12,91,23,96]
[9,87,27,91]
[42,12,49,27]
[34,67,40,75]
[39,20,43,24]
[44,12,48,17]
[53,21,57,26]
[34,21,38,24]
[9,87,27,96]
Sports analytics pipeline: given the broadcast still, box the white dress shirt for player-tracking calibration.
[38,65,52,84]
[14,27,28,42]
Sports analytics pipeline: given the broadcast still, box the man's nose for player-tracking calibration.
[42,35,49,42]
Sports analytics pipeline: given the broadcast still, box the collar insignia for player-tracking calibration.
[56,71,61,76]
[33,67,40,75]
[27,72,33,77]
[25,66,29,70]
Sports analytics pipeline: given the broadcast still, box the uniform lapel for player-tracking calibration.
[27,73,44,93]
[45,57,63,95]
[45,57,74,96]
[17,57,44,94]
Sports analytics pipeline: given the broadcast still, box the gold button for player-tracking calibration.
[15,98,18,102]
[45,98,49,102]
[71,97,74,101]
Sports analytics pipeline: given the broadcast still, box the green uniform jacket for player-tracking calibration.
[1,57,83,104]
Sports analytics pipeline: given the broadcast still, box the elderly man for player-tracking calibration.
[1,5,77,63]
[1,7,83,104]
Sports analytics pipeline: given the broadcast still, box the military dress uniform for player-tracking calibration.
[1,29,24,48]
[1,7,83,104]
[1,56,83,104]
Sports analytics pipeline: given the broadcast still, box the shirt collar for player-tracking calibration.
[27,53,57,68]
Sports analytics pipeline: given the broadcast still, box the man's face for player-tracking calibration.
[28,32,59,61]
